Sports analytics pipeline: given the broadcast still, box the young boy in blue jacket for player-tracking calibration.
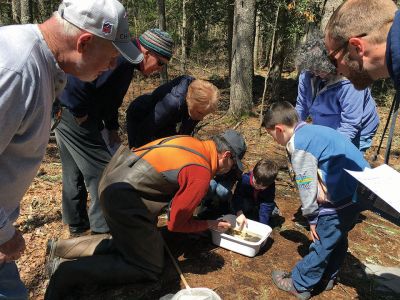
[233,159,279,228]
[264,101,369,299]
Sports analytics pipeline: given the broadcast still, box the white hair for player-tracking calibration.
[53,11,82,37]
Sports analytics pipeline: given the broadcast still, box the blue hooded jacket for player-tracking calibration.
[295,71,379,146]
[232,172,275,214]
[386,10,400,90]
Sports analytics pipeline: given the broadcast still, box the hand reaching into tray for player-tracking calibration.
[207,219,231,232]
[235,211,248,231]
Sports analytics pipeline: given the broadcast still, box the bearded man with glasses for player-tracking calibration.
[324,0,398,91]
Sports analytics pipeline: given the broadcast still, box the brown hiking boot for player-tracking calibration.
[46,234,111,259]
[272,270,311,300]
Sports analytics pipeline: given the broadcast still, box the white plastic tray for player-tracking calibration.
[210,214,272,257]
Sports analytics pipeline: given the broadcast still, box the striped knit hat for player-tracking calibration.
[139,28,174,60]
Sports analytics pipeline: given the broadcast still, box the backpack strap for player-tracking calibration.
[128,135,210,167]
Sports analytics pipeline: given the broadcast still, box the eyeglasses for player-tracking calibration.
[228,154,237,168]
[327,33,367,68]
[157,59,166,67]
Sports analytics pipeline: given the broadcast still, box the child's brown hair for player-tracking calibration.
[253,159,279,187]
[263,101,299,129]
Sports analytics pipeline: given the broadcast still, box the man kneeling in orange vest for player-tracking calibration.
[45,130,246,299]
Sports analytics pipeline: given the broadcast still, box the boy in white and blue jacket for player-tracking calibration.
[264,101,369,300]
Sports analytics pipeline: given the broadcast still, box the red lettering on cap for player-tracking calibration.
[102,22,113,34]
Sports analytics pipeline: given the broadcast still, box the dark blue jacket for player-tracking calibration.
[386,10,400,90]
[126,75,198,147]
[59,56,137,130]
[232,172,275,213]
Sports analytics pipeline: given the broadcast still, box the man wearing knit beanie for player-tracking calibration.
[134,28,174,75]
[52,28,174,238]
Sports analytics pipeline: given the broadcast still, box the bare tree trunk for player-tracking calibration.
[0,0,12,25]
[229,0,256,118]
[253,10,261,71]
[227,0,234,77]
[186,4,194,58]
[31,0,39,23]
[320,0,343,31]
[11,0,20,23]
[124,0,137,35]
[262,34,271,68]
[181,0,187,73]
[157,0,168,84]
[258,4,279,132]
[269,5,289,102]
[37,0,51,22]
[20,0,31,24]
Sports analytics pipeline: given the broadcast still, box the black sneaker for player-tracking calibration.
[69,221,90,236]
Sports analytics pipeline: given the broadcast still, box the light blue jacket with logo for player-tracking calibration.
[287,123,370,224]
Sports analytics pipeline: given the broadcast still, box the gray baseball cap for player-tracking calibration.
[58,0,144,64]
[221,130,246,171]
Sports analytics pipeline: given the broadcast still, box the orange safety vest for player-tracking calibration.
[99,136,218,202]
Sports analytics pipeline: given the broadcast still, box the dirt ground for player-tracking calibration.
[15,70,400,300]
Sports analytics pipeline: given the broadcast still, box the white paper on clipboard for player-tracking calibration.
[345,164,400,213]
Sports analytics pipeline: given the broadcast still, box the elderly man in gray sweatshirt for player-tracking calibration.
[0,0,143,298]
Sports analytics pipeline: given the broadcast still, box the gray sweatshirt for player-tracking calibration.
[0,24,66,244]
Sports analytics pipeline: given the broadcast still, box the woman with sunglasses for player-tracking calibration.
[295,30,379,154]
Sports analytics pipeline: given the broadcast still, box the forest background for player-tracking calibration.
[1,0,398,116]
[1,1,400,299]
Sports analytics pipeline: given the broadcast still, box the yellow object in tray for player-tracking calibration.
[225,228,262,243]
[211,214,272,257]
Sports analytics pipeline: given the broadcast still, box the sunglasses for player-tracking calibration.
[327,33,367,68]
[157,59,166,67]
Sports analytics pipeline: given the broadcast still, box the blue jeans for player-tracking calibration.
[359,135,373,153]
[259,202,276,225]
[352,134,373,153]
[291,203,360,292]
[208,179,233,202]
[0,262,27,300]
[197,179,234,219]
[237,198,276,225]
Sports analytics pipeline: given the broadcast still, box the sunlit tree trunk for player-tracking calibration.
[320,0,343,31]
[11,0,20,23]
[20,0,31,24]
[229,0,256,117]
[253,10,261,71]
